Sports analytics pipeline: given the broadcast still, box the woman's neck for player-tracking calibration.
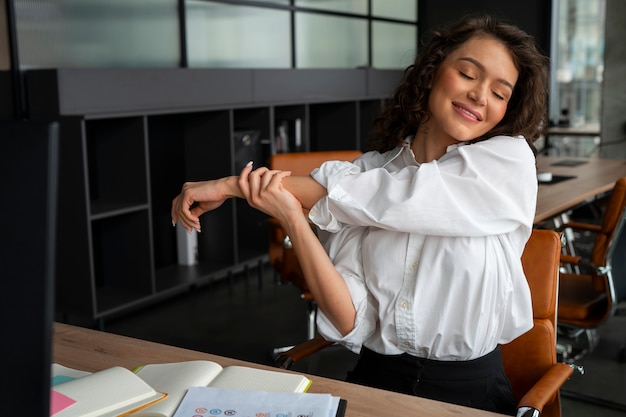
[411,127,452,163]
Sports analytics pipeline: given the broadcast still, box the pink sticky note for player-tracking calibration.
[50,389,76,415]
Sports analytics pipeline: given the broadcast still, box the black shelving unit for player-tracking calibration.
[25,68,401,325]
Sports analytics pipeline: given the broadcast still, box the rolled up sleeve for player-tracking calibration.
[315,225,377,353]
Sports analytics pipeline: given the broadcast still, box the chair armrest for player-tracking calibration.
[517,363,574,412]
[275,336,335,369]
[560,254,604,275]
[556,221,601,233]
[560,254,581,265]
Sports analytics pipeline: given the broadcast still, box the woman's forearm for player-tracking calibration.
[282,213,356,335]
[281,176,327,209]
[227,173,326,209]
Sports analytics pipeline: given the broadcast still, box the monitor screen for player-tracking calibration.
[0,120,59,416]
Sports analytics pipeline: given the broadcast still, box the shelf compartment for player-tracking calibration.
[148,110,234,272]
[85,117,148,217]
[232,107,271,264]
[233,107,271,173]
[309,101,359,151]
[274,105,307,154]
[91,210,153,313]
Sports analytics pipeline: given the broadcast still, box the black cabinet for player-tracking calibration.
[25,68,401,324]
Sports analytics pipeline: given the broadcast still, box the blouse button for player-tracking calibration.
[309,209,317,217]
[400,300,409,310]
[411,261,419,270]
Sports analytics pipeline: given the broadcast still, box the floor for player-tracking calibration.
[102,262,626,417]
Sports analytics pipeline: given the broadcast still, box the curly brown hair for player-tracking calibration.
[367,13,549,155]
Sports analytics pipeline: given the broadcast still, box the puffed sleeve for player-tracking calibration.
[310,136,537,237]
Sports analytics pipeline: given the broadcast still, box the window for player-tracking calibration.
[13,0,418,70]
[550,0,606,128]
[186,1,291,68]
[15,0,180,68]
[545,0,605,157]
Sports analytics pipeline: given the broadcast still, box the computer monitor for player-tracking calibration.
[0,120,59,416]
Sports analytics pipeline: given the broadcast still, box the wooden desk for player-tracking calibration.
[545,124,601,137]
[535,156,626,224]
[53,322,503,417]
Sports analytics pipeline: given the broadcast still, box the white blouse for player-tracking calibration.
[308,136,537,360]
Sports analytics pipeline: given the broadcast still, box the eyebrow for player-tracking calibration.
[458,57,515,91]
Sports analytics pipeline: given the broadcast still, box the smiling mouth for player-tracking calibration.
[453,103,482,121]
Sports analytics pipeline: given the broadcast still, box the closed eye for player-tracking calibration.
[492,91,505,101]
[459,71,474,80]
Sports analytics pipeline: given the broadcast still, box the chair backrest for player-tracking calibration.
[585,177,626,318]
[610,212,626,303]
[590,177,626,267]
[606,199,626,308]
[270,150,364,176]
[500,229,562,417]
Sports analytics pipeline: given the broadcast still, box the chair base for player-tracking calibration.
[557,326,599,363]
[271,345,296,361]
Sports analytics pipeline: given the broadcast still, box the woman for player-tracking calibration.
[172,14,549,415]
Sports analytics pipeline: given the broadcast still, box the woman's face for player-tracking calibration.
[426,35,518,145]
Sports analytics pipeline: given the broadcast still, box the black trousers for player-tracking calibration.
[346,346,517,416]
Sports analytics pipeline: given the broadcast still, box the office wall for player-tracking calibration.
[1,0,14,119]
[599,0,626,159]
[0,0,9,70]
[417,0,552,56]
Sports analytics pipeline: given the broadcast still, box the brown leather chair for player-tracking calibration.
[276,229,574,417]
[557,177,626,360]
[269,150,363,343]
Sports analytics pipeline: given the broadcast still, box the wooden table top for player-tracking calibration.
[535,156,626,224]
[545,124,601,137]
[53,323,504,417]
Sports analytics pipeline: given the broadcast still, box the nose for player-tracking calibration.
[468,85,487,105]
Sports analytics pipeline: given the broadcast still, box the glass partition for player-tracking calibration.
[295,13,367,69]
[186,1,291,68]
[372,21,416,69]
[372,0,417,21]
[545,0,605,158]
[295,0,368,15]
[12,0,418,70]
[551,0,606,127]
[15,0,179,68]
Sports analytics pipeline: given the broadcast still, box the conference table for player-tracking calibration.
[545,123,601,138]
[535,156,626,224]
[53,323,504,417]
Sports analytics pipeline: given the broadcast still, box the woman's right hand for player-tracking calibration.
[239,166,305,227]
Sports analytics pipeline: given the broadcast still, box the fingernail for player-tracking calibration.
[246,160,253,167]
[172,219,176,227]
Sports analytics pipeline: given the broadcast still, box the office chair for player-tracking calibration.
[556,177,626,361]
[276,229,574,417]
[268,150,363,354]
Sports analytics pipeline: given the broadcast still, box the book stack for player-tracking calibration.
[50,361,345,417]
